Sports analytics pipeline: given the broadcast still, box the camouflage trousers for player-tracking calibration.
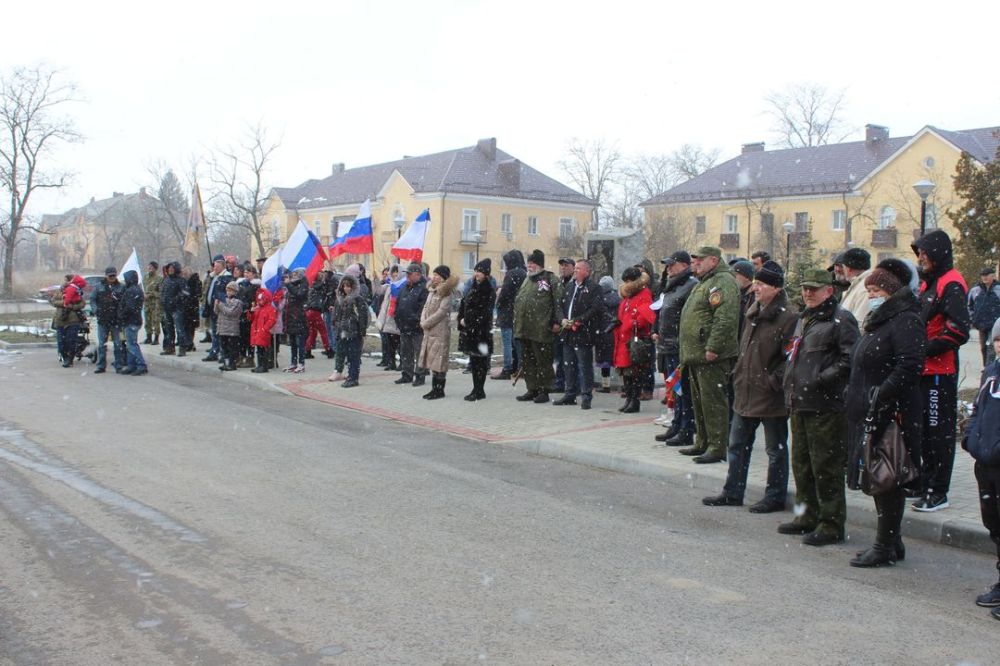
[144,301,162,337]
[790,410,847,536]
[689,360,734,457]
[520,339,555,393]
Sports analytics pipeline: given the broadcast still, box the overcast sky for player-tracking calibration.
[6,0,999,217]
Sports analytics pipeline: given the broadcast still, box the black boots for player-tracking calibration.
[251,349,269,373]
[619,376,640,413]
[423,374,446,400]
[465,366,487,401]
[851,490,905,568]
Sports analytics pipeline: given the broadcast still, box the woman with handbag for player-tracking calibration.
[613,266,655,413]
[845,259,926,567]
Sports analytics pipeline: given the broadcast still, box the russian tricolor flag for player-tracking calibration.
[262,220,328,291]
[329,199,374,259]
[391,209,431,264]
[387,274,407,316]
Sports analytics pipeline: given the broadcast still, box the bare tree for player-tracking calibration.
[644,206,698,261]
[558,138,622,231]
[765,83,851,149]
[667,144,721,182]
[0,65,81,296]
[840,181,880,249]
[208,123,279,258]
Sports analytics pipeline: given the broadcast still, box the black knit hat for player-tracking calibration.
[732,260,755,280]
[433,265,451,280]
[873,258,913,289]
[621,266,642,282]
[527,249,545,267]
[754,260,785,288]
[842,247,871,271]
[474,258,491,275]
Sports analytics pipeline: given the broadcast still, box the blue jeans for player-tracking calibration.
[665,354,694,435]
[722,413,789,503]
[96,322,124,371]
[324,311,337,352]
[172,310,191,350]
[124,324,146,371]
[343,336,362,381]
[562,342,594,399]
[289,332,307,366]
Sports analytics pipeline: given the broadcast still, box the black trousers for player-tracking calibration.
[975,462,1000,564]
[919,374,958,496]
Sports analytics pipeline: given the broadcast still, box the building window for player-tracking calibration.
[724,214,738,233]
[329,219,337,237]
[760,213,774,233]
[464,251,477,273]
[695,215,706,235]
[832,210,846,231]
[314,220,321,236]
[878,205,897,229]
[528,216,538,236]
[925,203,938,229]
[794,212,809,232]
[501,213,512,235]
[463,208,480,232]
[559,217,575,238]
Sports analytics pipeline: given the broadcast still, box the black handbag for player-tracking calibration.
[857,388,919,496]
[627,317,653,367]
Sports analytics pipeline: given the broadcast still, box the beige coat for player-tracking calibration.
[840,268,873,325]
[417,275,459,374]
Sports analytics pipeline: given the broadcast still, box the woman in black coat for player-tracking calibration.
[183,268,202,352]
[457,258,497,401]
[595,275,621,393]
[846,258,926,567]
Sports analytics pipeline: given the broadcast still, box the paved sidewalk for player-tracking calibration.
[146,344,993,556]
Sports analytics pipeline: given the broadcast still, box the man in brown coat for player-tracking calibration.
[703,262,798,512]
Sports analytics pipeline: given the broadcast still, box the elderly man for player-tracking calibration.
[703,261,798,511]
[394,263,430,387]
[553,259,603,410]
[969,266,1000,366]
[780,268,859,545]
[514,250,563,404]
[654,251,698,446]
[837,247,873,324]
[202,255,232,362]
[678,246,739,464]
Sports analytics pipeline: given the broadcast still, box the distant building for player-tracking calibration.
[640,124,1000,265]
[261,138,596,273]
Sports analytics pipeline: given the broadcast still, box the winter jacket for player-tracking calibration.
[203,270,233,318]
[845,286,926,465]
[679,261,740,366]
[613,275,655,369]
[376,287,400,335]
[840,269,874,325]
[495,250,527,328]
[654,269,698,356]
[91,277,125,327]
[596,280,620,366]
[732,291,799,418]
[783,296,859,413]
[913,229,970,375]
[143,270,162,308]
[968,281,1000,331]
[214,293,244,337]
[52,277,87,327]
[963,359,1000,466]
[184,273,201,326]
[306,279,331,312]
[559,276,604,348]
[117,271,145,327]
[250,288,278,347]
[418,274,459,374]
[160,263,186,314]
[282,276,309,335]
[513,269,563,343]
[395,277,429,335]
[458,276,496,357]
[332,281,370,342]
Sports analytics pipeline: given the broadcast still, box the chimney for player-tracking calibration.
[498,158,521,190]
[331,162,345,175]
[865,124,889,146]
[741,142,765,154]
[476,137,497,161]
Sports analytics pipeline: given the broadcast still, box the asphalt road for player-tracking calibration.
[0,348,997,665]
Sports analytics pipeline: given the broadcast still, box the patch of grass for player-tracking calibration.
[0,330,52,344]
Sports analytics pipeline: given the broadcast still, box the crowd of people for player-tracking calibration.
[47,229,1000,618]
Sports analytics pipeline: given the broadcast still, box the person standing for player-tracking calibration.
[214,281,244,372]
[304,268,334,359]
[969,266,1000,367]
[142,261,162,345]
[282,268,309,373]
[91,266,126,374]
[653,251,698,446]
[394,263,430,387]
[183,267,202,353]
[513,250,563,404]
[554,259,603,410]
[376,266,401,372]
[911,229,970,512]
[553,257,576,392]
[780,268,859,546]
[117,270,148,376]
[595,275,620,394]
[494,250,527,380]
[201,256,232,362]
[458,259,496,401]
[52,275,87,367]
[613,266,655,413]
[838,247,874,325]
[730,259,756,337]
[845,259,926,567]
[703,261,797,511]
[249,287,277,374]
[418,265,459,400]
[678,246,740,464]
[159,262,186,356]
[331,275,368,387]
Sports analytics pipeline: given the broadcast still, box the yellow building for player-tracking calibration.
[261,138,595,274]
[641,124,1000,266]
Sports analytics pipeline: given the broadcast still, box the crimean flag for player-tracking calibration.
[391,209,431,264]
[329,199,374,258]
[182,183,206,260]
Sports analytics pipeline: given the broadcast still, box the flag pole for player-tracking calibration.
[196,184,213,260]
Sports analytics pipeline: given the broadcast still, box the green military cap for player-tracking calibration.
[690,245,722,259]
[799,268,833,287]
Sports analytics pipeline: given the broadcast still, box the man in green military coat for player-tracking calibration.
[678,246,740,464]
[513,249,563,404]
[143,261,163,345]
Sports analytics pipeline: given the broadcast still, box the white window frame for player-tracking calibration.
[878,205,897,229]
[500,213,512,235]
[559,217,575,238]
[832,209,846,231]
[329,219,337,238]
[462,208,480,232]
[724,214,738,233]
[527,216,538,236]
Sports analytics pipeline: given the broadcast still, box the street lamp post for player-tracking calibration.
[783,221,794,267]
[473,233,482,264]
[913,179,935,238]
[394,212,406,239]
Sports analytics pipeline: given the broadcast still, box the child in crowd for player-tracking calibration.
[250,287,277,373]
[330,275,368,388]
[214,281,244,371]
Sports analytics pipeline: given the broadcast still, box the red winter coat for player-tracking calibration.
[613,277,655,368]
[250,287,278,347]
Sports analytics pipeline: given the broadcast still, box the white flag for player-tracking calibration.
[119,248,143,291]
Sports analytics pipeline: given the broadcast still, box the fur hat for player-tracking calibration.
[527,249,545,267]
[754,260,785,288]
[842,247,871,271]
[433,265,451,280]
[865,268,903,295]
[474,258,491,275]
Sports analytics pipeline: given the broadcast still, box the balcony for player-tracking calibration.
[872,228,898,248]
[460,229,487,244]
[719,233,740,249]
